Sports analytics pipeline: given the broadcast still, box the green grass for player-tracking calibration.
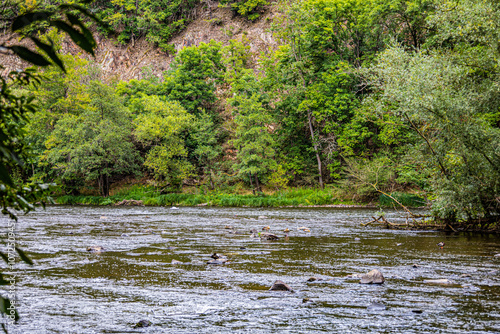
[55,187,427,208]
[54,186,353,207]
[378,192,427,207]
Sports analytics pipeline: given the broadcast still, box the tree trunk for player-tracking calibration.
[99,173,110,197]
[249,172,255,195]
[307,111,324,189]
[254,174,261,193]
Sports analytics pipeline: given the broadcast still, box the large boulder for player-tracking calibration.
[360,269,385,284]
[269,280,294,292]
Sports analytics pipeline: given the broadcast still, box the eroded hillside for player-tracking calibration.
[0,2,277,80]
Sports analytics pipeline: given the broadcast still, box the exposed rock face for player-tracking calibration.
[360,269,385,284]
[269,280,294,292]
[114,199,144,206]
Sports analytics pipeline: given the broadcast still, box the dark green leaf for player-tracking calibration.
[0,252,8,264]
[60,4,112,32]
[66,14,96,50]
[15,247,33,266]
[50,20,95,56]
[12,11,53,31]
[0,273,9,286]
[0,163,13,187]
[30,37,66,72]
[0,296,19,321]
[10,46,51,67]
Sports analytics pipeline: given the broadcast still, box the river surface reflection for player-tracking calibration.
[2,205,499,333]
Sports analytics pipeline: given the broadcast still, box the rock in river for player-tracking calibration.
[86,246,105,253]
[269,280,294,292]
[207,258,228,265]
[260,232,279,241]
[360,269,385,284]
[133,320,152,328]
[423,279,453,285]
[171,259,183,265]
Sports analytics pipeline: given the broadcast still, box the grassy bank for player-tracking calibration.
[55,185,427,208]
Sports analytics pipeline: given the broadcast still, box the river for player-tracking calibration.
[2,205,499,333]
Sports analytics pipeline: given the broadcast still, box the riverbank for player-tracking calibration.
[54,185,427,208]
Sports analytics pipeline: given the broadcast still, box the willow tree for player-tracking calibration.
[363,0,500,227]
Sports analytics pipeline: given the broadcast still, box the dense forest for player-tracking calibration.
[1,0,499,228]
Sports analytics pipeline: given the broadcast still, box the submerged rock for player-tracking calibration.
[269,280,294,292]
[423,279,453,285]
[133,320,152,328]
[360,269,385,284]
[207,258,228,265]
[86,246,105,253]
[367,302,386,311]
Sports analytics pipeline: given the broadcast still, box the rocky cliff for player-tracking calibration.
[0,3,278,81]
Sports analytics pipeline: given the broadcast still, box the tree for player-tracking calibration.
[363,0,500,226]
[42,81,140,196]
[133,96,194,189]
[231,73,276,193]
[158,40,225,114]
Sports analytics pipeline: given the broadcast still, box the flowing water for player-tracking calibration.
[2,205,499,333]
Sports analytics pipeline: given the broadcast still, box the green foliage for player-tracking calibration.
[133,97,194,189]
[379,192,427,208]
[230,72,277,187]
[0,0,106,328]
[220,0,268,20]
[42,81,140,196]
[363,0,500,223]
[159,40,225,114]
[93,0,198,51]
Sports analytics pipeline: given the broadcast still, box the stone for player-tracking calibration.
[86,246,105,253]
[354,237,361,241]
[494,254,500,257]
[171,259,182,265]
[367,302,386,310]
[269,280,294,292]
[133,320,152,328]
[423,279,453,285]
[307,277,323,282]
[260,232,279,240]
[360,269,385,284]
[211,253,227,260]
[412,264,421,268]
